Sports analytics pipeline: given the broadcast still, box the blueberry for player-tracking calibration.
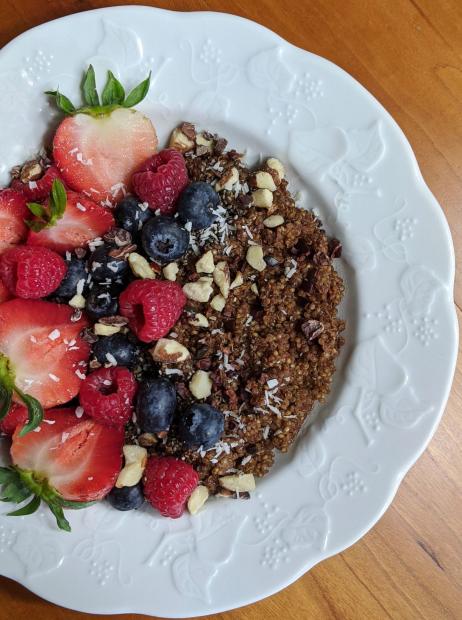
[136,377,177,433]
[178,403,224,449]
[89,245,128,283]
[92,333,139,368]
[115,196,151,235]
[107,483,144,511]
[177,182,219,230]
[85,285,118,320]
[141,216,189,264]
[53,255,88,299]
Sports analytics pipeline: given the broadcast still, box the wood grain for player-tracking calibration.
[0,1,461,618]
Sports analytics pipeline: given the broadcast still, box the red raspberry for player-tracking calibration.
[79,367,137,428]
[119,279,186,343]
[0,279,11,304]
[0,245,67,299]
[11,165,63,201]
[132,149,188,215]
[143,456,199,518]
[0,404,28,436]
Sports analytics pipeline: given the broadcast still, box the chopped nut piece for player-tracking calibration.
[251,283,259,295]
[301,320,324,342]
[128,252,156,279]
[138,433,157,447]
[98,315,128,327]
[190,313,209,327]
[263,214,284,228]
[20,161,43,183]
[169,127,195,152]
[252,188,273,209]
[69,293,86,309]
[150,338,190,363]
[115,445,148,488]
[246,245,266,272]
[210,294,226,312]
[255,171,277,191]
[196,133,213,151]
[266,157,285,183]
[163,262,179,281]
[188,485,209,515]
[183,278,214,302]
[189,370,212,399]
[196,250,215,274]
[219,473,256,492]
[215,167,239,192]
[213,261,230,298]
[229,272,244,289]
[94,323,121,336]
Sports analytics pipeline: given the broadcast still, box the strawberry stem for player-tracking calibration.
[26,179,67,233]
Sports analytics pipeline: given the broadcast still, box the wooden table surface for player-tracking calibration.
[0,1,461,618]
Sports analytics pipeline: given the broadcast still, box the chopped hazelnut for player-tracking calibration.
[246,245,266,272]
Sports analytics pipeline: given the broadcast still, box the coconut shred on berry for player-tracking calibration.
[0,65,344,529]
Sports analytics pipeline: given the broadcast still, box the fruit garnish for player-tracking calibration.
[47,66,158,203]
[0,189,29,255]
[141,216,189,264]
[11,165,63,201]
[0,299,90,434]
[79,367,137,428]
[176,181,220,230]
[136,377,177,433]
[0,408,124,531]
[143,455,198,519]
[25,178,67,232]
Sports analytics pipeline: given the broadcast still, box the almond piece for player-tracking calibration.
[196,133,213,150]
[266,158,285,183]
[69,293,86,309]
[246,245,266,272]
[190,313,209,327]
[210,294,226,312]
[219,473,256,492]
[255,171,277,191]
[94,323,121,336]
[263,214,284,228]
[168,127,195,152]
[252,188,273,209]
[196,250,215,274]
[183,278,214,302]
[230,272,244,290]
[215,167,239,192]
[163,262,179,281]
[150,338,190,363]
[189,370,212,399]
[115,445,147,488]
[128,252,156,279]
[188,485,209,515]
[251,283,259,295]
[213,261,230,298]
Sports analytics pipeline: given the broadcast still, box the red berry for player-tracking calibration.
[0,404,28,436]
[0,189,29,255]
[132,149,188,215]
[119,279,186,343]
[0,245,67,299]
[143,456,198,518]
[11,165,63,201]
[0,279,12,304]
[79,367,137,428]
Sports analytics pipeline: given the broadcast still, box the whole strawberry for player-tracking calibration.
[0,245,67,299]
[119,279,186,342]
[143,456,198,518]
[79,367,137,428]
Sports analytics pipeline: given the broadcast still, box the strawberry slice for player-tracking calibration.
[0,408,124,531]
[0,279,12,305]
[0,189,29,255]
[0,299,90,419]
[0,404,28,436]
[27,185,114,254]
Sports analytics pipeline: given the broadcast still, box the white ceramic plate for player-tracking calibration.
[0,6,457,617]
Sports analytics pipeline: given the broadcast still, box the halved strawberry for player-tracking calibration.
[0,408,124,531]
[0,189,29,255]
[27,184,114,254]
[0,299,90,423]
[49,66,157,205]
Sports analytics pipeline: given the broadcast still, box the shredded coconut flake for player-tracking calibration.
[48,373,60,382]
[267,379,279,389]
[76,202,87,212]
[105,353,117,366]
[75,406,84,418]
[48,329,60,341]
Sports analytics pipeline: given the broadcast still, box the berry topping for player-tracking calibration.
[143,456,198,519]
[119,280,186,342]
[0,404,28,436]
[141,216,189,264]
[85,285,119,321]
[11,165,63,201]
[0,189,29,255]
[115,196,151,235]
[53,253,88,300]
[136,377,177,433]
[92,333,139,368]
[177,182,220,230]
[178,403,225,449]
[0,246,67,299]
[89,245,129,283]
[79,367,137,428]
[0,280,11,305]
[107,483,144,511]
[132,149,188,215]
[1,408,124,530]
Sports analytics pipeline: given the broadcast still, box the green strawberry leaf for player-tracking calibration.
[101,71,125,106]
[15,389,43,436]
[82,64,99,107]
[0,382,12,420]
[59,498,96,509]
[7,494,41,517]
[49,179,67,224]
[26,202,47,219]
[1,481,32,504]
[48,501,71,532]
[45,90,76,115]
[0,467,18,484]
[25,219,47,232]
[0,354,15,420]
[123,72,151,108]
